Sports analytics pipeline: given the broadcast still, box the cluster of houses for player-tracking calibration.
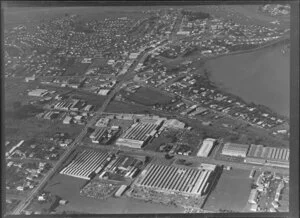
[248,171,288,212]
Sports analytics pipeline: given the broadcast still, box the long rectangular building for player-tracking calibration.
[221,143,249,157]
[116,121,162,148]
[245,144,289,168]
[60,150,110,180]
[90,127,108,143]
[197,138,216,157]
[136,164,217,196]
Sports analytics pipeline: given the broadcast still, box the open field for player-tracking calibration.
[143,132,175,152]
[105,100,151,114]
[64,63,90,76]
[5,78,41,110]
[203,168,252,212]
[5,78,83,142]
[124,87,173,106]
[44,174,183,214]
[204,43,289,117]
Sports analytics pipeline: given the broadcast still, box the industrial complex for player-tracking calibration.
[60,150,111,180]
[116,119,164,148]
[135,163,218,196]
[4,4,291,215]
[221,142,250,158]
[245,144,289,168]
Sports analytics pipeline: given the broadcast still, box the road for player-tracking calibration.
[84,143,289,175]
[12,40,169,215]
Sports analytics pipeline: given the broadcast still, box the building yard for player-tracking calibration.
[43,173,183,214]
[66,90,107,110]
[144,128,202,157]
[203,168,252,212]
[143,129,178,152]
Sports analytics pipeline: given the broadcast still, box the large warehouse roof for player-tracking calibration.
[136,163,217,196]
[221,142,249,157]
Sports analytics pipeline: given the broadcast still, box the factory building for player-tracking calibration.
[115,185,128,197]
[248,189,259,204]
[163,119,185,129]
[63,116,72,124]
[28,89,48,97]
[89,127,108,143]
[105,155,142,178]
[116,120,163,148]
[136,163,218,196]
[274,181,284,202]
[6,140,24,157]
[197,138,216,157]
[60,150,110,180]
[83,104,93,112]
[95,118,110,127]
[221,143,250,158]
[54,99,80,111]
[244,144,289,168]
[43,111,59,120]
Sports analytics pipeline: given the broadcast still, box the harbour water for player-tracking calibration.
[205,43,290,118]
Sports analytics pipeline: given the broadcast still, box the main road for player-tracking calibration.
[85,143,289,175]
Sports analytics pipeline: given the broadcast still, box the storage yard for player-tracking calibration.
[102,155,145,179]
[80,180,120,199]
[43,173,183,214]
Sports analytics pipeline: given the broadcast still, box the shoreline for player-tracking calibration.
[202,41,290,119]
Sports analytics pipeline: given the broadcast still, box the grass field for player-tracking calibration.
[203,168,252,212]
[104,100,151,114]
[64,63,90,76]
[5,78,40,110]
[125,87,173,106]
[144,132,175,152]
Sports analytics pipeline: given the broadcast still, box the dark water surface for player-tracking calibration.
[205,44,290,117]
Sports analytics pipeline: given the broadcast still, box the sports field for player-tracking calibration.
[125,87,173,106]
